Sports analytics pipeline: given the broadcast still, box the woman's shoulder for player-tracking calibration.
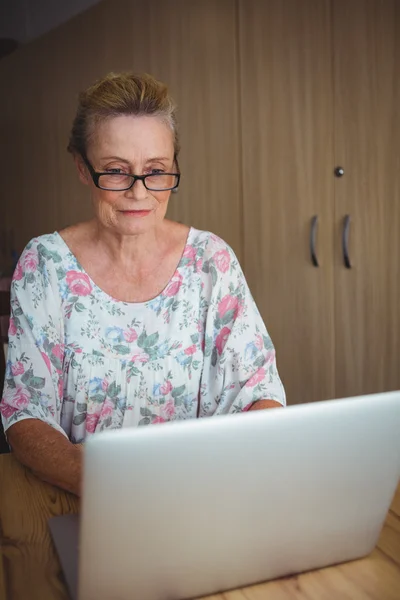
[18,232,66,265]
[185,228,244,296]
[19,220,94,267]
[13,231,71,288]
[189,228,240,265]
[163,221,236,264]
[57,221,93,252]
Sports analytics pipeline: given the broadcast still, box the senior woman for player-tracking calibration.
[0,72,285,496]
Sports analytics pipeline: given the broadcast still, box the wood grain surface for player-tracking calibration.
[0,455,79,600]
[333,0,400,399]
[0,454,399,600]
[238,0,335,405]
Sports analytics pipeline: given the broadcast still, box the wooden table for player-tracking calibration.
[1,454,400,600]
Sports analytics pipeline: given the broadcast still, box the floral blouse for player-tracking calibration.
[0,228,285,443]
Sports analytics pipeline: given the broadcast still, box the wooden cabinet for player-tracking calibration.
[333,0,400,398]
[238,0,335,405]
[239,0,400,404]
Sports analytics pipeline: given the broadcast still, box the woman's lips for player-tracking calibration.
[119,209,152,217]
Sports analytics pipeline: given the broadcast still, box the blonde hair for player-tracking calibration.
[67,72,179,158]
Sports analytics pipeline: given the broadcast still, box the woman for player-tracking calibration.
[0,73,285,495]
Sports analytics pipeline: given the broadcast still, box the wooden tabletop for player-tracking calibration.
[1,454,399,600]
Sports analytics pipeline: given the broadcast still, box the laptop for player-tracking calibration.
[49,391,400,600]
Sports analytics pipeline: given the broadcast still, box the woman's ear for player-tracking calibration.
[74,155,90,186]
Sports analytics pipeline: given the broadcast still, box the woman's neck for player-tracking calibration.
[90,219,167,273]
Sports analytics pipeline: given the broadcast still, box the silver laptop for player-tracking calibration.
[50,391,400,600]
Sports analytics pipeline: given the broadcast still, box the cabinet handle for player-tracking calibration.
[310,215,319,267]
[343,215,352,269]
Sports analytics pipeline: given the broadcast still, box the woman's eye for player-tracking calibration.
[150,169,164,174]
[105,168,126,174]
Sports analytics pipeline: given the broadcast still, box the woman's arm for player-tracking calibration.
[198,236,286,415]
[0,241,82,493]
[249,400,283,410]
[7,419,82,496]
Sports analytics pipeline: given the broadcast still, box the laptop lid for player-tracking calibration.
[78,391,400,600]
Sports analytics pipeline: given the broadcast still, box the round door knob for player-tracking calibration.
[334,166,344,177]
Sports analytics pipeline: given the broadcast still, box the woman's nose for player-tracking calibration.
[126,178,148,200]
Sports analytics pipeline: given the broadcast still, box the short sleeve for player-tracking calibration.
[199,236,286,416]
[0,240,67,438]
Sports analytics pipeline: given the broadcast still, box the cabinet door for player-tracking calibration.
[333,0,400,397]
[239,0,335,404]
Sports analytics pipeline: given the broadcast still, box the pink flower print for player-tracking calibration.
[0,402,18,419]
[85,413,99,434]
[196,258,203,272]
[246,367,266,388]
[243,402,254,412]
[101,399,114,418]
[164,272,183,297]
[184,344,197,356]
[101,379,109,392]
[162,399,175,420]
[88,401,102,416]
[13,262,23,281]
[215,327,231,355]
[130,353,149,364]
[124,328,138,343]
[182,245,197,266]
[237,300,245,318]
[218,295,239,319]
[152,416,166,424]
[11,361,25,376]
[8,318,17,337]
[255,334,264,351]
[58,378,64,399]
[4,384,31,410]
[22,250,39,272]
[52,343,64,360]
[160,380,173,395]
[40,351,52,374]
[265,350,276,365]
[213,249,230,273]
[66,271,92,296]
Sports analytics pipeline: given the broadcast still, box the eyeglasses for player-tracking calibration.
[82,156,181,192]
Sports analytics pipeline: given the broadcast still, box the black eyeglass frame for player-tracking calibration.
[82,155,181,192]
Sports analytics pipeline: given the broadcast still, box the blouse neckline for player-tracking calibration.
[53,227,194,307]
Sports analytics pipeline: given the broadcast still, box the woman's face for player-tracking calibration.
[77,115,176,236]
